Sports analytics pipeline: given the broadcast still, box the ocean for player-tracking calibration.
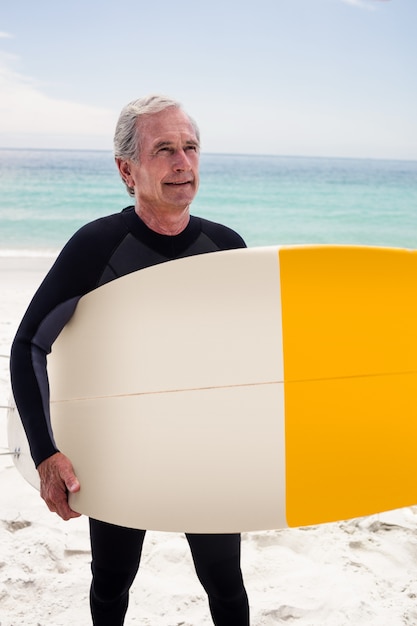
[0,149,416,254]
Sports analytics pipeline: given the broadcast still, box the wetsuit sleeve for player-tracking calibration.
[10,217,126,467]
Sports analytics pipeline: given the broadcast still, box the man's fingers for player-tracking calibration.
[61,466,81,494]
[37,452,81,520]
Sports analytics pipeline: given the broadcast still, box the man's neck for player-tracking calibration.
[135,205,190,235]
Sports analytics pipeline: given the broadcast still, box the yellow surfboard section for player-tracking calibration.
[279,246,417,527]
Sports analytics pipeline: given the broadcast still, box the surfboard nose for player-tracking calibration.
[279,246,417,527]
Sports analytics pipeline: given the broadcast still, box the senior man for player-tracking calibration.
[10,95,250,625]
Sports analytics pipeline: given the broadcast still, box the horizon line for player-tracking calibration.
[0,146,416,164]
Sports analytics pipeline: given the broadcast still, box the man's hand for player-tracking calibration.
[37,452,81,520]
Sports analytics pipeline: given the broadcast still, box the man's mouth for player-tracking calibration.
[165,180,192,186]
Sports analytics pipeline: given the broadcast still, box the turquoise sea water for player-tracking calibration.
[0,149,416,254]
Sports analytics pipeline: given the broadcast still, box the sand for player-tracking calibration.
[1,256,417,625]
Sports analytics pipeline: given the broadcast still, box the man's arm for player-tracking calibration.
[10,217,122,518]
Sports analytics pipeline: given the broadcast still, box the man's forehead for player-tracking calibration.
[139,109,198,143]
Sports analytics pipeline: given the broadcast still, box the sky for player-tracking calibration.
[0,0,416,159]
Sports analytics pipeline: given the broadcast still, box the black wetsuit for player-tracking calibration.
[10,206,250,626]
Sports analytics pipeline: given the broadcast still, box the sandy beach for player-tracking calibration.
[1,256,417,626]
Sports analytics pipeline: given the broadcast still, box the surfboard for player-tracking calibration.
[7,397,40,490]
[9,245,417,532]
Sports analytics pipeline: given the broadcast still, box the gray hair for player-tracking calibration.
[114,94,200,197]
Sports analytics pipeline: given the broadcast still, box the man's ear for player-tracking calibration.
[115,158,131,185]
[115,158,135,196]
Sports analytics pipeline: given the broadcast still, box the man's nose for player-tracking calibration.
[172,150,191,171]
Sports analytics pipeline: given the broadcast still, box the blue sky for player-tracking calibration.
[0,0,416,159]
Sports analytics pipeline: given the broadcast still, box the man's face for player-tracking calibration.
[124,107,200,216]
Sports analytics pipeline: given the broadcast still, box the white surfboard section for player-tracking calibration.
[48,247,287,532]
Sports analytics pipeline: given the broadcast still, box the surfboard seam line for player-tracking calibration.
[50,369,417,403]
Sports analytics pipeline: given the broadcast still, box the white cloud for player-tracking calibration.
[340,0,374,9]
[0,32,14,39]
[0,54,117,148]
[340,0,390,8]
